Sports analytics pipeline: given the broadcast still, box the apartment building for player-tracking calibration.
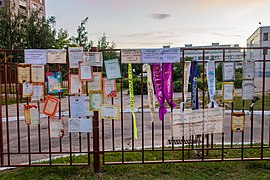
[247,26,270,77]
[182,43,243,68]
[0,0,45,17]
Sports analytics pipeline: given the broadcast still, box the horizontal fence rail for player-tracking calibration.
[0,47,269,172]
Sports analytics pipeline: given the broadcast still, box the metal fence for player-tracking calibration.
[0,47,269,172]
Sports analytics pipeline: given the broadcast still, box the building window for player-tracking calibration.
[20,5,27,10]
[250,39,254,46]
[32,3,38,10]
[263,33,268,41]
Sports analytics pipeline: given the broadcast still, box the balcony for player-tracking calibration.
[19,0,27,7]
[18,8,28,16]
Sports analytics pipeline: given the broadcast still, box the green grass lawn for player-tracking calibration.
[1,147,270,179]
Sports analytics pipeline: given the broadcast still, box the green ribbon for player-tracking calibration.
[128,64,138,139]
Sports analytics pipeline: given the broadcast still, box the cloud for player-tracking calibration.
[149,13,170,20]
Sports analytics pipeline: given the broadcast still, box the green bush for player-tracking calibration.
[234,79,242,88]
[173,81,182,92]
[133,78,147,95]
[216,81,222,90]
[125,77,147,95]
[122,78,129,89]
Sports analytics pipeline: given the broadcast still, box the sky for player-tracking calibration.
[46,0,270,48]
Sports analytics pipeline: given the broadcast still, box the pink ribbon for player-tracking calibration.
[152,64,167,120]
[152,64,175,120]
[163,63,176,109]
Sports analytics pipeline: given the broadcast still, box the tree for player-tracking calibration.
[216,63,223,81]
[0,7,57,49]
[54,28,71,49]
[25,12,56,49]
[70,17,93,49]
[97,33,117,59]
[0,8,26,49]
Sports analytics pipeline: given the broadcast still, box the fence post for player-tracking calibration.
[0,54,4,167]
[93,111,100,172]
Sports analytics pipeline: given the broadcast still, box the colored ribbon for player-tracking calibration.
[207,61,219,108]
[163,64,176,109]
[190,61,199,110]
[183,62,191,103]
[152,64,167,120]
[128,64,138,139]
[143,64,155,122]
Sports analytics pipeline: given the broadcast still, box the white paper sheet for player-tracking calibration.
[70,74,82,94]
[50,119,62,138]
[104,59,122,80]
[23,83,33,97]
[173,108,224,137]
[223,62,235,81]
[90,93,103,110]
[100,105,120,119]
[79,62,93,80]
[223,83,234,101]
[87,72,102,91]
[121,49,141,64]
[47,49,67,64]
[103,78,116,97]
[30,107,40,125]
[24,49,47,65]
[243,60,255,80]
[70,96,85,118]
[31,83,44,102]
[83,52,103,66]
[68,47,83,68]
[31,65,45,83]
[242,80,254,100]
[162,48,181,63]
[141,49,162,63]
[68,118,93,133]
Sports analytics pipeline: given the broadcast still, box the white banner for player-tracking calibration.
[143,64,155,121]
[173,108,224,138]
[183,62,191,102]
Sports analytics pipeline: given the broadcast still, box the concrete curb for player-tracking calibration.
[2,109,270,122]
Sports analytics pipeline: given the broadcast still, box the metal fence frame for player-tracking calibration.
[0,47,269,172]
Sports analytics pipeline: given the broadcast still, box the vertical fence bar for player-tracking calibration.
[0,60,4,166]
[152,121,154,150]
[4,52,11,166]
[171,62,174,151]
[26,97,31,165]
[58,64,62,153]
[102,118,104,163]
[15,63,21,153]
[141,64,145,163]
[241,101,245,160]
[130,62,134,151]
[261,48,266,159]
[120,54,124,163]
[202,50,206,159]
[151,64,155,151]
[112,98,115,151]
[181,49,185,162]
[46,64,52,165]
[38,102,41,153]
[87,132,90,166]
[93,111,100,172]
[161,63,165,163]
